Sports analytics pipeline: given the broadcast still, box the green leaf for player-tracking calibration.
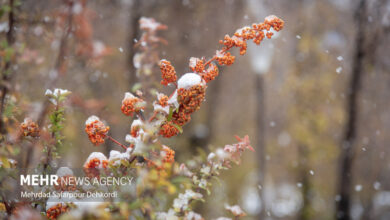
[172,123,183,133]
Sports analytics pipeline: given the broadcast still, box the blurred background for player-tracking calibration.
[1,0,390,219]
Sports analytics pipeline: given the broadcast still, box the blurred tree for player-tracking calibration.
[0,0,16,134]
[336,0,367,219]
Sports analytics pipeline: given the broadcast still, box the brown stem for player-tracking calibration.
[107,136,128,150]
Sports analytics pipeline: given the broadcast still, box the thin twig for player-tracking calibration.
[107,136,128,150]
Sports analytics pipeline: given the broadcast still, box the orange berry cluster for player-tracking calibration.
[121,96,146,117]
[176,84,206,117]
[218,15,284,62]
[155,16,284,139]
[216,51,236,66]
[54,175,77,192]
[189,57,205,73]
[85,119,110,146]
[161,145,175,163]
[46,203,70,220]
[159,121,179,138]
[157,93,169,107]
[202,63,219,83]
[189,58,219,83]
[20,118,40,138]
[159,60,177,86]
[83,158,108,178]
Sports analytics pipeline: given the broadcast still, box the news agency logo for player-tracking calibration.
[20,175,59,186]
[20,175,134,186]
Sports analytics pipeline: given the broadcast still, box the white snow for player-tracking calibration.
[92,41,105,57]
[177,73,202,89]
[355,185,363,192]
[336,67,343,74]
[131,119,143,128]
[189,57,198,69]
[265,15,279,22]
[167,90,179,109]
[337,56,343,61]
[235,26,251,35]
[108,148,131,166]
[84,152,107,168]
[125,134,139,144]
[85,115,100,125]
[139,17,161,31]
[72,3,83,14]
[225,204,246,216]
[153,103,170,114]
[122,92,135,103]
[45,88,71,104]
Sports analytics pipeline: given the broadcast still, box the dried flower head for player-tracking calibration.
[20,118,40,138]
[130,119,143,137]
[159,121,180,138]
[189,57,205,73]
[161,145,175,163]
[85,116,110,145]
[46,203,70,220]
[201,63,219,83]
[159,59,177,86]
[177,84,206,115]
[157,93,169,107]
[121,92,146,117]
[216,50,235,66]
[54,167,76,192]
[83,152,108,178]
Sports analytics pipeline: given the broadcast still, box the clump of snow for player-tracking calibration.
[336,67,343,74]
[122,92,135,102]
[173,189,203,211]
[72,3,83,14]
[85,115,100,125]
[337,56,343,61]
[216,50,225,58]
[139,17,161,31]
[167,90,179,109]
[225,204,246,216]
[84,152,107,168]
[235,26,251,35]
[45,88,71,105]
[109,148,131,166]
[153,103,169,114]
[265,15,279,22]
[189,57,199,70]
[186,211,203,220]
[156,209,178,220]
[131,119,143,128]
[207,152,216,161]
[92,41,106,57]
[177,73,202,89]
[56,167,73,177]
